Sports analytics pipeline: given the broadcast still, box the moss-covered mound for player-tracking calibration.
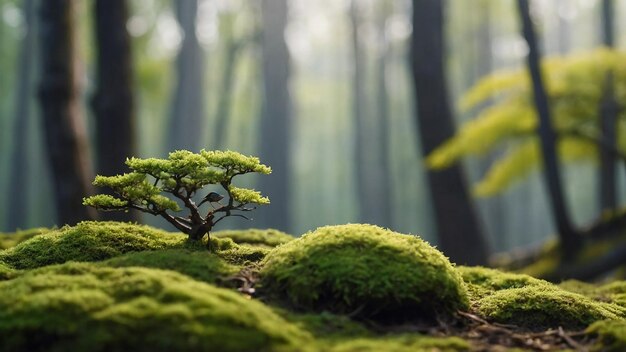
[0,227,51,250]
[0,262,311,352]
[213,228,294,247]
[260,224,468,320]
[587,319,626,352]
[0,261,15,280]
[477,286,626,330]
[458,266,550,300]
[101,249,238,284]
[0,222,186,270]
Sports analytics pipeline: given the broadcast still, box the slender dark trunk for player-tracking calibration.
[91,0,137,222]
[169,0,205,152]
[349,0,367,223]
[7,0,36,231]
[213,15,244,149]
[517,0,579,256]
[258,0,291,232]
[599,0,617,212]
[374,1,393,228]
[38,0,96,225]
[411,0,489,265]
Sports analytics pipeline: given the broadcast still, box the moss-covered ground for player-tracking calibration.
[1,221,625,351]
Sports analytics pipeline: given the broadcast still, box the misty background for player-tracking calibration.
[0,0,625,258]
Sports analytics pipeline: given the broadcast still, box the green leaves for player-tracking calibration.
[428,48,626,196]
[84,150,271,237]
[229,186,270,205]
[83,195,128,209]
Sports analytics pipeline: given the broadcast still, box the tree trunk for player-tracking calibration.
[213,14,244,149]
[374,0,393,228]
[258,0,291,232]
[91,0,137,222]
[38,0,96,226]
[169,0,205,152]
[7,0,36,231]
[517,0,579,256]
[349,0,367,223]
[599,0,617,212]
[410,0,489,265]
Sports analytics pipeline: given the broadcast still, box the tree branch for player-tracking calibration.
[559,127,626,164]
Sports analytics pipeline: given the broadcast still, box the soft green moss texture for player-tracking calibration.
[0,222,185,270]
[260,224,468,320]
[4,220,626,351]
[0,227,50,250]
[213,228,294,247]
[0,263,310,352]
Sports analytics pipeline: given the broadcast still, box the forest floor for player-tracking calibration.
[0,221,623,351]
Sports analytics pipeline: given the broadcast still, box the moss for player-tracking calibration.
[218,244,270,265]
[0,222,187,270]
[0,262,311,352]
[321,334,470,352]
[101,249,238,284]
[0,228,51,250]
[0,261,15,280]
[275,310,371,338]
[477,286,625,330]
[212,228,294,247]
[260,224,468,321]
[458,266,550,301]
[587,320,626,352]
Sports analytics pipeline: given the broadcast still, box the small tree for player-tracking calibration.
[83,150,271,247]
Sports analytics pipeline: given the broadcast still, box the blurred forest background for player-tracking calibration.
[1,0,625,267]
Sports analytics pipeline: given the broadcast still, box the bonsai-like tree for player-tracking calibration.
[83,150,271,247]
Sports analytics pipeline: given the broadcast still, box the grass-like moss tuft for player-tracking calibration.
[586,319,626,352]
[260,224,468,321]
[0,222,186,270]
[0,262,311,352]
[321,334,470,352]
[212,228,294,247]
[458,266,550,301]
[0,228,51,250]
[477,285,626,330]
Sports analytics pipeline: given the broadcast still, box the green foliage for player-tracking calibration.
[212,228,294,247]
[323,335,470,352]
[217,244,271,265]
[83,150,271,241]
[0,261,15,280]
[260,224,468,320]
[101,249,238,285]
[0,228,50,250]
[477,285,626,330]
[457,266,550,300]
[0,262,311,352]
[0,222,186,270]
[428,49,626,196]
[587,320,626,352]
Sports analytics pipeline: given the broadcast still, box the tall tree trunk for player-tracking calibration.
[517,0,579,256]
[599,0,617,212]
[169,0,205,152]
[38,0,96,226]
[374,0,392,228]
[410,0,489,265]
[7,0,36,231]
[258,0,291,232]
[213,14,244,149]
[91,0,137,222]
[349,0,367,223]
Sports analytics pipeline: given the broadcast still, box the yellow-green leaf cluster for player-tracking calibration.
[229,186,270,205]
[429,48,626,196]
